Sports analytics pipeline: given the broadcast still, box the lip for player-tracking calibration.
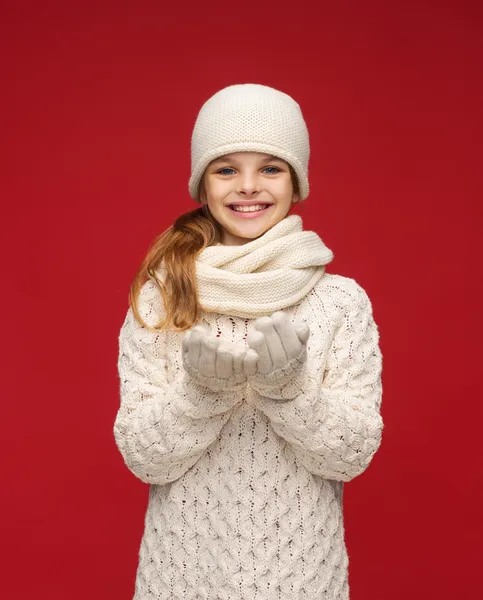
[227,200,273,207]
[226,203,273,219]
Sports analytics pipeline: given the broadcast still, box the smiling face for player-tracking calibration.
[199,152,300,246]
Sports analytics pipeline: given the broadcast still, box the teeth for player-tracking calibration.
[231,204,267,212]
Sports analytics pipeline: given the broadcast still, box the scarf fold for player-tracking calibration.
[195,215,334,318]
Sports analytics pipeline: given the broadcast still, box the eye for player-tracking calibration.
[262,166,281,174]
[217,168,236,175]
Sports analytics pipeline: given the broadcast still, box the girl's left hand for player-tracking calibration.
[246,311,310,377]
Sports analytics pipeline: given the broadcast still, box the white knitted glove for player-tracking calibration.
[246,311,310,390]
[182,323,256,391]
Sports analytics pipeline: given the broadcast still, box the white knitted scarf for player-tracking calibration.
[195,215,334,318]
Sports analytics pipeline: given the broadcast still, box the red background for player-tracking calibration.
[1,1,482,598]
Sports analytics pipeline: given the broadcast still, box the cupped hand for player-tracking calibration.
[182,323,258,389]
[246,311,310,376]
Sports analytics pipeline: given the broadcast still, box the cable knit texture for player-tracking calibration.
[114,218,384,600]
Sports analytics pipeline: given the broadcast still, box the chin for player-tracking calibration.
[231,224,269,240]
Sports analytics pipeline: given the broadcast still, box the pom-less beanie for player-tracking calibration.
[188,83,310,202]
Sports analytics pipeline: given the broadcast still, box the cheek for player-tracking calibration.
[271,179,294,200]
[205,179,231,201]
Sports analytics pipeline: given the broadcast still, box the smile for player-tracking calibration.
[228,203,272,218]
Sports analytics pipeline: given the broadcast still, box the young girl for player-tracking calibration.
[114,83,384,599]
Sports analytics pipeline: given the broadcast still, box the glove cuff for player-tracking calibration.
[249,346,308,400]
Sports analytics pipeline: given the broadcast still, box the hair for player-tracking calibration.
[129,164,301,332]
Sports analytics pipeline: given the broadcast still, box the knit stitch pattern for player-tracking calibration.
[114,273,384,600]
[193,215,334,318]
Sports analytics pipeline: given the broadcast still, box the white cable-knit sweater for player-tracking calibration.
[114,218,384,600]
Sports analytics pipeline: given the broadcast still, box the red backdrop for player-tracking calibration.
[1,1,482,598]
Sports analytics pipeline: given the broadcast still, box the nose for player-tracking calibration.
[237,173,260,196]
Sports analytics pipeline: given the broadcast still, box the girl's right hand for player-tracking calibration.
[182,324,258,391]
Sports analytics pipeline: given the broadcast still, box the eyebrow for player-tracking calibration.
[213,154,284,164]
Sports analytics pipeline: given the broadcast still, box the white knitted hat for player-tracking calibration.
[189,83,310,202]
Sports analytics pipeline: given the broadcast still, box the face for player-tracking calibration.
[199,152,299,245]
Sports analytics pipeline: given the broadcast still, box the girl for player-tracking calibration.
[114,83,384,599]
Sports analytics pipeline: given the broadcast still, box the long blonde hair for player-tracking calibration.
[129,166,300,332]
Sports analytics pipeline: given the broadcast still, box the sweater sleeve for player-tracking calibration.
[113,281,245,486]
[250,283,384,482]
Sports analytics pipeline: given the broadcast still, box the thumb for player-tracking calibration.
[182,330,192,353]
[243,348,259,377]
[295,321,310,345]
[196,321,211,336]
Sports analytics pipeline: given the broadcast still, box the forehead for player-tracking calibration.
[211,152,286,164]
